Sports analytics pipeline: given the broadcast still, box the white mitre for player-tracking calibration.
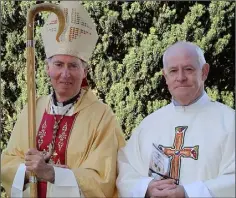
[41,1,98,62]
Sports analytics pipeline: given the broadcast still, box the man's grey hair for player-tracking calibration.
[162,41,206,69]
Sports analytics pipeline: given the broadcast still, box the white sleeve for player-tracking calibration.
[183,181,212,198]
[46,166,82,197]
[11,163,26,198]
[10,164,83,197]
[117,126,153,197]
[130,177,153,197]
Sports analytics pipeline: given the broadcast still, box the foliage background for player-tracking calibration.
[1,1,235,197]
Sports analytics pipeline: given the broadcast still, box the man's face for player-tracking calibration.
[163,50,209,105]
[46,55,87,102]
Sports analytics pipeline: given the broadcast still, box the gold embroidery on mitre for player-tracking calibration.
[41,1,98,62]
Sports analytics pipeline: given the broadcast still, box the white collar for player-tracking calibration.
[171,91,212,112]
[49,100,75,116]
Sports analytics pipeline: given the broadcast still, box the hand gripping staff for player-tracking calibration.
[26,3,65,197]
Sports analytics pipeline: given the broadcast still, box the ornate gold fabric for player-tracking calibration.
[1,88,126,197]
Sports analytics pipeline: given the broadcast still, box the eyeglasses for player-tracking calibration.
[149,168,179,185]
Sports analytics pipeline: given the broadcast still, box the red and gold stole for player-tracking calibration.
[36,110,77,198]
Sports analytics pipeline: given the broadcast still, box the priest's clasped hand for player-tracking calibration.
[145,179,176,197]
[145,179,185,198]
[165,185,186,198]
[25,148,55,183]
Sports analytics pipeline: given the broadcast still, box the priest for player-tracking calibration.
[117,41,235,197]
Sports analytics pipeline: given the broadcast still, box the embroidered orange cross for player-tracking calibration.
[158,126,199,180]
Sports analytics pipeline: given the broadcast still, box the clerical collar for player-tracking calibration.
[52,91,81,107]
[172,90,205,106]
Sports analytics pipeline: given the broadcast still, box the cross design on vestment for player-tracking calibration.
[158,126,199,180]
